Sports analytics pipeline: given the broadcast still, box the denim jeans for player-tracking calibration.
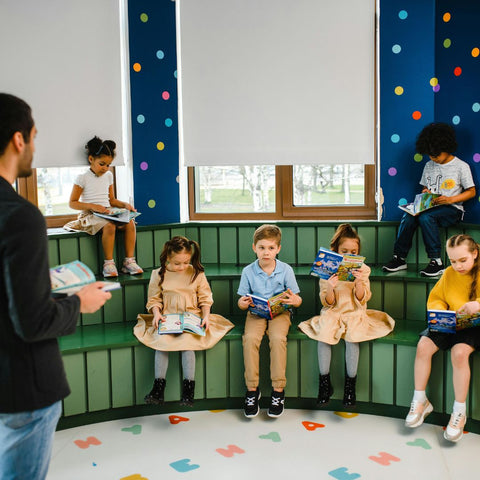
[393,204,463,259]
[0,401,62,480]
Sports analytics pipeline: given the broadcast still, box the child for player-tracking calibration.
[237,224,302,418]
[299,224,395,408]
[134,236,233,406]
[64,136,143,278]
[405,234,480,442]
[383,123,475,277]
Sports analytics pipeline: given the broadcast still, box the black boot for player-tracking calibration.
[343,375,357,407]
[144,378,166,405]
[317,374,333,406]
[180,379,195,407]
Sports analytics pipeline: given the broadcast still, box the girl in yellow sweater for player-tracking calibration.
[405,234,480,442]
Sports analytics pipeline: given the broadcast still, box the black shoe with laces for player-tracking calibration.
[144,378,166,405]
[180,379,195,407]
[343,375,357,408]
[317,373,334,406]
[268,390,285,418]
[244,388,261,418]
[382,255,407,272]
[420,259,444,277]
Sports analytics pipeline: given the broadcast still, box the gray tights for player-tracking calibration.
[317,341,359,378]
[154,350,196,381]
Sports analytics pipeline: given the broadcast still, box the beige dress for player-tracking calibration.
[134,266,234,351]
[298,265,394,344]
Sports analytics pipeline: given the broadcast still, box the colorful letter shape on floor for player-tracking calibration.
[169,415,190,425]
[406,438,431,450]
[368,452,401,466]
[120,475,149,480]
[121,425,142,435]
[74,436,102,449]
[169,459,200,473]
[302,420,325,431]
[216,445,245,457]
[334,412,359,419]
[259,432,281,442]
[328,467,361,479]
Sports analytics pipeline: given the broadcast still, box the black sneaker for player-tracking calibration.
[382,255,407,272]
[268,390,285,418]
[420,259,444,277]
[244,388,261,418]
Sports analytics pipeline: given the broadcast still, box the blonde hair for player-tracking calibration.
[330,223,361,253]
[253,224,282,246]
[446,234,480,301]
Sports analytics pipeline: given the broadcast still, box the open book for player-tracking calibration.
[247,291,290,320]
[93,208,141,223]
[50,260,120,295]
[398,193,441,216]
[310,247,365,281]
[427,309,480,333]
[158,312,206,336]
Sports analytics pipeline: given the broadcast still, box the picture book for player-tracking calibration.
[158,312,206,336]
[50,260,121,295]
[427,309,480,334]
[247,291,290,320]
[310,247,365,281]
[398,193,441,216]
[93,208,141,223]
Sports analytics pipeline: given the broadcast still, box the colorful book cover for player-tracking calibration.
[310,248,364,282]
[158,312,206,336]
[398,193,441,216]
[93,208,141,223]
[428,309,480,333]
[247,291,289,320]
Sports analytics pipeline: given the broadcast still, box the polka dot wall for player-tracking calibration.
[380,0,480,221]
[128,0,180,225]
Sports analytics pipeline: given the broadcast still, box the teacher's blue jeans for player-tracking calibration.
[393,205,463,259]
[0,401,62,480]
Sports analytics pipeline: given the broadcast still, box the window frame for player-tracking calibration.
[188,164,377,221]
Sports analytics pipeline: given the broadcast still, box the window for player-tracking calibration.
[188,164,376,220]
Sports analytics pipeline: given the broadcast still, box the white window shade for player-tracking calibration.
[177,0,375,167]
[0,0,125,167]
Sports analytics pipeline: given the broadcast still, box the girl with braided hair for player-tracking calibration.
[134,236,233,406]
[405,234,480,442]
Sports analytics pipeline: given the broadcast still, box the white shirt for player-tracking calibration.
[74,169,113,208]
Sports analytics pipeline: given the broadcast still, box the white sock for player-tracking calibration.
[434,258,442,264]
[413,390,427,403]
[104,259,115,264]
[453,401,466,415]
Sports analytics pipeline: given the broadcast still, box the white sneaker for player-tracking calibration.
[444,411,466,442]
[405,399,433,428]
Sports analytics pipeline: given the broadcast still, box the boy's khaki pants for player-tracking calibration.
[242,311,291,390]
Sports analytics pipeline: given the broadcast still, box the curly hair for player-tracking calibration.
[330,223,361,253]
[85,136,116,159]
[446,234,480,301]
[415,122,457,157]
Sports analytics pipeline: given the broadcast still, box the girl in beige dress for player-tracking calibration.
[134,236,233,406]
[298,224,394,408]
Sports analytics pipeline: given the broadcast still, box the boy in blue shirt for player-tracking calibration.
[237,224,302,418]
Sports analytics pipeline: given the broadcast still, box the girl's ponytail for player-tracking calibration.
[189,239,205,282]
[330,223,361,253]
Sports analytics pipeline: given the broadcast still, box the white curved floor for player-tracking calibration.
[48,409,477,480]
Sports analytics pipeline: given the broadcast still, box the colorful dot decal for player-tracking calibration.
[452,115,460,125]
[443,38,451,48]
[474,153,480,163]
[174,70,177,78]
[140,162,148,171]
[140,13,149,23]
[391,134,400,143]
[157,142,165,151]
[414,154,423,163]
[398,198,408,206]
[430,77,438,86]
[392,44,401,54]
[137,115,145,124]
[454,66,462,76]
[443,12,451,22]
[156,50,165,60]
[162,91,170,100]
[472,48,480,58]
[394,86,404,95]
[412,111,422,120]
[398,10,408,20]
[165,118,173,127]
[473,103,480,112]
[388,167,397,176]
[433,84,441,93]
[148,200,156,208]
[133,63,142,72]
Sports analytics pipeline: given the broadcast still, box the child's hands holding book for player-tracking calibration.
[152,307,166,329]
[200,313,210,331]
[457,301,480,316]
[280,289,302,308]
[238,295,254,310]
